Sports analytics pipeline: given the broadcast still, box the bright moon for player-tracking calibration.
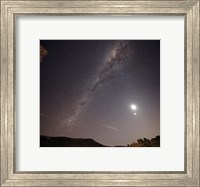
[130,104,137,110]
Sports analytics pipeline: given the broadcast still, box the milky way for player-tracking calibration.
[66,41,130,126]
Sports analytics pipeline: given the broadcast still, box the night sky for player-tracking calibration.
[40,40,160,146]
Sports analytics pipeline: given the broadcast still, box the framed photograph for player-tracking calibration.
[0,0,199,186]
[40,40,160,148]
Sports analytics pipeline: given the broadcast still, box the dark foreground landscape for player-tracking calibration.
[40,136,107,147]
[40,135,160,147]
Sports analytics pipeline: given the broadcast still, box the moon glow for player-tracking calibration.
[130,104,137,110]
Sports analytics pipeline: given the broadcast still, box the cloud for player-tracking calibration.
[104,125,121,132]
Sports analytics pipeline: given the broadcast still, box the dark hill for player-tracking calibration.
[40,135,107,147]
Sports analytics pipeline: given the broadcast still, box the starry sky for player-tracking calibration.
[40,40,160,146]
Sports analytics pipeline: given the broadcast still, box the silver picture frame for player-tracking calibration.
[0,1,199,186]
